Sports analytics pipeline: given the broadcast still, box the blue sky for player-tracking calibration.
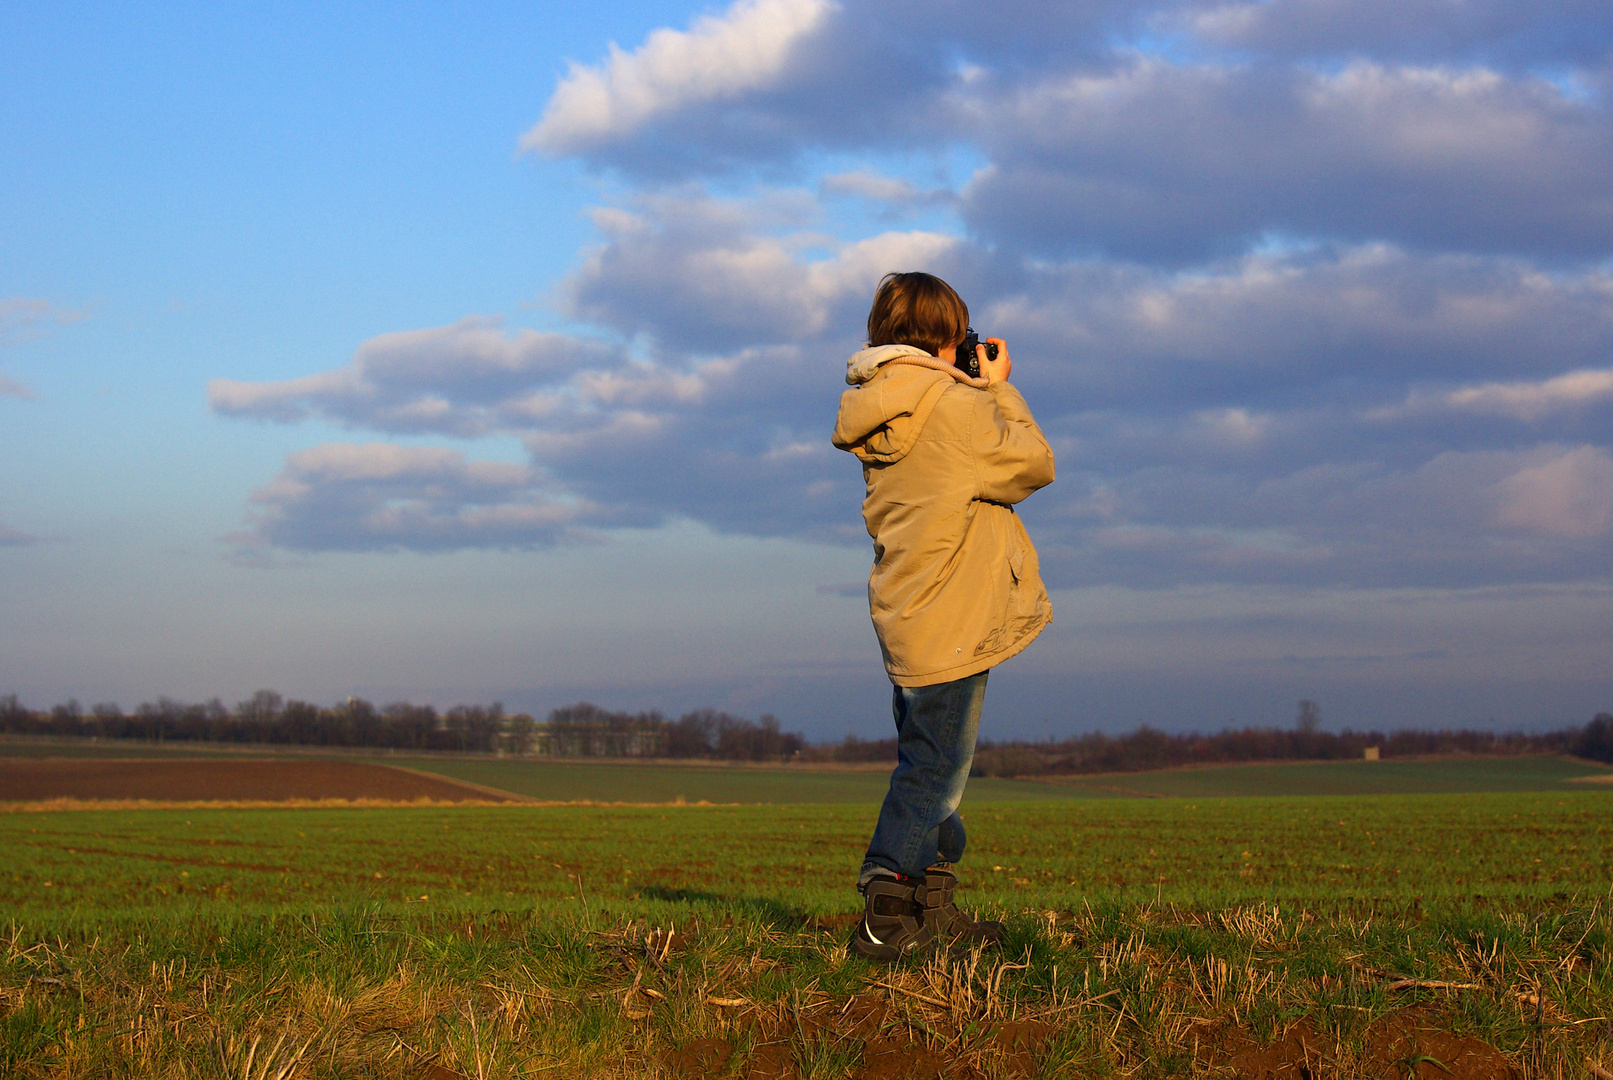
[3,0,1611,739]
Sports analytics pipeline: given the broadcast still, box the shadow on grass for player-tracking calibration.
[637,886,855,932]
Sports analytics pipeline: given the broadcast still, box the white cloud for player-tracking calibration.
[1443,367,1613,420]
[0,375,37,399]
[821,172,923,202]
[820,172,955,210]
[208,369,360,422]
[1496,445,1613,539]
[1191,407,1271,446]
[524,0,836,155]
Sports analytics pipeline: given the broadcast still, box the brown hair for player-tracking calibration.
[866,272,969,358]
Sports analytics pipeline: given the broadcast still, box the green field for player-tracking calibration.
[6,791,1610,921]
[5,786,1613,1077]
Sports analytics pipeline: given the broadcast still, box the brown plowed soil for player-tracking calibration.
[657,993,1064,1080]
[650,1002,1523,1080]
[1362,1010,1522,1080]
[1191,1012,1519,1080]
[0,759,524,803]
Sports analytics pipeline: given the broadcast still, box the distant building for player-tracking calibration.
[1363,746,1380,761]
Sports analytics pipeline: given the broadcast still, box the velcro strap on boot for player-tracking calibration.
[871,893,918,917]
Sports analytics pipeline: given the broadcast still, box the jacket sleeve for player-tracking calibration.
[971,382,1055,504]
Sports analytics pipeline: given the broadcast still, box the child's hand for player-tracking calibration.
[979,338,1012,384]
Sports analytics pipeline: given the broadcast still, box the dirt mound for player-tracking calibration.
[655,993,1061,1080]
[1192,1013,1518,1080]
[0,759,524,804]
[654,1004,1523,1080]
[664,1037,735,1077]
[1363,1011,1521,1080]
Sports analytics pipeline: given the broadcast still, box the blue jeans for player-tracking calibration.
[859,671,988,885]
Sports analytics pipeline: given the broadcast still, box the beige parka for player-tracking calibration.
[832,344,1056,686]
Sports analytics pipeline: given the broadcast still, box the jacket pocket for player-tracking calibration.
[1005,526,1045,626]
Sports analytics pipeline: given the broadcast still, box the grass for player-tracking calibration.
[4,790,1613,1077]
[6,894,1610,1078]
[6,746,1609,1077]
[4,792,1611,918]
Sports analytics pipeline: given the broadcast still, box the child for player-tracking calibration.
[831,272,1056,961]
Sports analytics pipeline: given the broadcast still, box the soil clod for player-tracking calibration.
[664,1036,735,1078]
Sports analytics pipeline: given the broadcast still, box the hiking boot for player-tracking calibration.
[848,875,937,962]
[922,865,1004,948]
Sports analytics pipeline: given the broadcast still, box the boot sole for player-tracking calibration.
[847,931,903,963]
[847,926,934,963]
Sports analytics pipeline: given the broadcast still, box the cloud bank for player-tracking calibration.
[214,0,1613,594]
[231,443,587,553]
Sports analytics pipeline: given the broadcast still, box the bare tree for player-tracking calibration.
[236,689,283,725]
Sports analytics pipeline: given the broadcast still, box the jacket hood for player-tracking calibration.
[835,343,993,464]
[845,344,990,390]
[833,364,957,465]
[845,343,933,385]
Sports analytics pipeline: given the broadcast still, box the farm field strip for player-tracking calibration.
[398,758,1106,804]
[1031,754,1613,799]
[379,752,1613,804]
[5,742,1609,804]
[0,759,523,805]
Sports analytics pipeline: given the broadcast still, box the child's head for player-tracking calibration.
[866,272,969,358]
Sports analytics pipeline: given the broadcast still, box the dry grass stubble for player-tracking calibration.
[4,895,1612,1079]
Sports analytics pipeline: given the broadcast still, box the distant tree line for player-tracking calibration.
[960,721,1605,777]
[1,692,1607,773]
[0,691,516,752]
[803,710,1613,776]
[0,692,805,762]
[541,703,805,760]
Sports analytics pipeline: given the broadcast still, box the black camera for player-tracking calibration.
[954,328,999,379]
